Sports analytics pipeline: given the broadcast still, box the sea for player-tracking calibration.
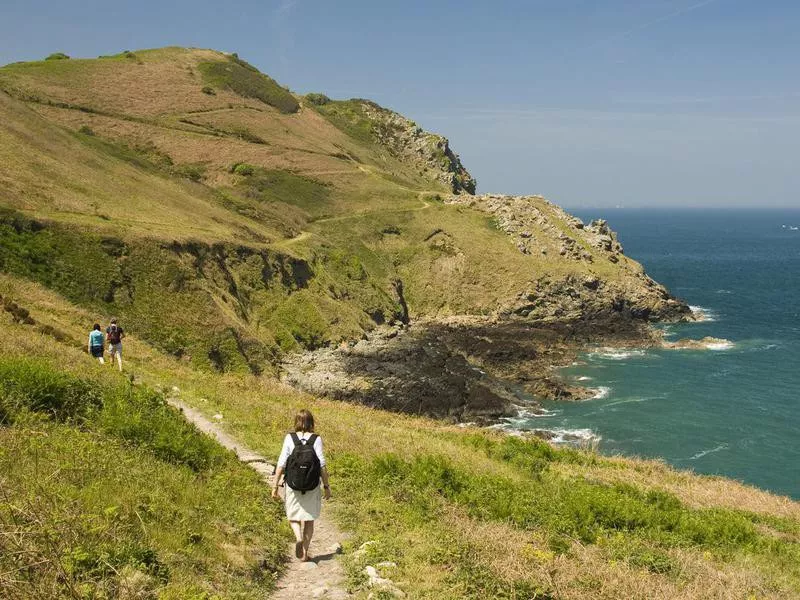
[513,208,800,500]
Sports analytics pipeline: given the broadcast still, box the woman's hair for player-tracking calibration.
[93,323,101,331]
[293,409,315,432]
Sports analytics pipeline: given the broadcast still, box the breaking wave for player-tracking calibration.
[690,305,718,322]
[689,444,729,461]
[590,348,647,361]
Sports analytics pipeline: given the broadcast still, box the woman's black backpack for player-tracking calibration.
[285,433,321,493]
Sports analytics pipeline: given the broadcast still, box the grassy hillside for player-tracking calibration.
[0,46,673,375]
[5,47,793,598]
[1,273,798,599]
[0,284,289,598]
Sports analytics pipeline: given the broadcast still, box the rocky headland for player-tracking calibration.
[283,194,697,423]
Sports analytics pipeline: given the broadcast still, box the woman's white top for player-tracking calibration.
[277,432,326,469]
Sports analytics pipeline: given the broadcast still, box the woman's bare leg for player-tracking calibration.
[302,521,314,559]
[289,520,304,558]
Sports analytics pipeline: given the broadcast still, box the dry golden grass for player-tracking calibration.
[0,91,282,243]
[443,507,792,600]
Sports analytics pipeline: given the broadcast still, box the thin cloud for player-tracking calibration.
[586,0,722,51]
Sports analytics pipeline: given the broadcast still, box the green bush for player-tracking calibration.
[45,52,70,61]
[231,166,331,212]
[0,357,102,423]
[77,124,96,136]
[198,58,299,113]
[305,93,330,106]
[356,451,768,552]
[96,383,226,471]
[0,357,225,471]
[201,85,216,95]
[231,162,256,176]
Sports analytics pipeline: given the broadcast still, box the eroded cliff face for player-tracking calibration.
[359,101,477,194]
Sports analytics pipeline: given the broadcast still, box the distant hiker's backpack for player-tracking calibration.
[108,324,122,344]
[284,433,321,493]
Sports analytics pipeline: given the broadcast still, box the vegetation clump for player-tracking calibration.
[45,52,70,61]
[305,92,331,106]
[198,56,299,113]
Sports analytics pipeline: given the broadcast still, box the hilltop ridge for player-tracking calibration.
[1,45,686,385]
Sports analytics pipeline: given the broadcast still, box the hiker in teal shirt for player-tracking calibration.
[88,323,105,364]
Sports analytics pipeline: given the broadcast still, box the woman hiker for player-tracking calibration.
[272,409,331,561]
[88,323,105,364]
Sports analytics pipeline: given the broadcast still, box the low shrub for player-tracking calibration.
[96,383,226,471]
[45,52,70,60]
[231,162,256,176]
[198,58,299,113]
[201,85,216,95]
[171,162,206,182]
[305,93,330,106]
[356,451,768,553]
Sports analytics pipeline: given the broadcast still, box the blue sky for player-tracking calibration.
[2,0,799,207]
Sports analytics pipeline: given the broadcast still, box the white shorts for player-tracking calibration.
[109,343,122,356]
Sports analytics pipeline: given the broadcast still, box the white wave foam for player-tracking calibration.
[577,376,593,381]
[715,289,733,294]
[590,386,611,400]
[547,428,601,445]
[510,405,557,419]
[689,443,728,460]
[689,305,718,322]
[706,340,734,351]
[590,348,647,360]
[604,396,654,408]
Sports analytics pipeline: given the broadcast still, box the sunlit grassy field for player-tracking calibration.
[2,273,798,599]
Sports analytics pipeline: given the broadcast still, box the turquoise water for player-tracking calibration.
[523,209,800,499]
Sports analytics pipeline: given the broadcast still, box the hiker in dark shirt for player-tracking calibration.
[106,318,125,372]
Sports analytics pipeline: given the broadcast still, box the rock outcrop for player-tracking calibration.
[359,101,476,194]
[446,194,692,323]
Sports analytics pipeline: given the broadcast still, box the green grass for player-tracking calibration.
[312,99,376,145]
[0,356,288,599]
[0,210,403,371]
[198,58,299,114]
[331,446,800,597]
[232,166,332,214]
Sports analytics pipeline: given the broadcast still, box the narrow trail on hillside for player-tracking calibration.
[166,398,351,599]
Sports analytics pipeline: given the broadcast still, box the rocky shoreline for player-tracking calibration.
[281,310,693,424]
[281,195,706,425]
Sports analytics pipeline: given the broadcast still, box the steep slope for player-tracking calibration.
[0,46,688,383]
